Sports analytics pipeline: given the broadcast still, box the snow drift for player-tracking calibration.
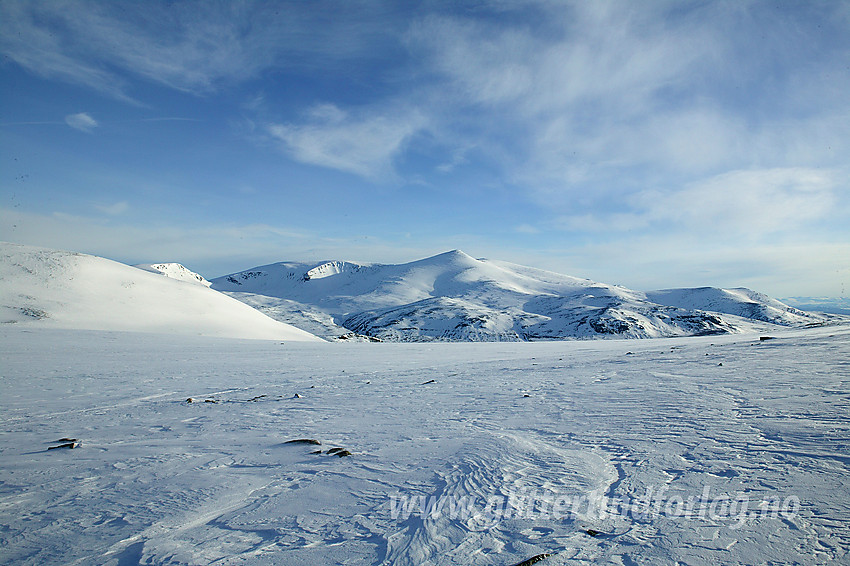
[0,242,321,341]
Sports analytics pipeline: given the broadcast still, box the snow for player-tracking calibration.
[134,263,212,287]
[304,261,356,281]
[1,325,848,565]
[211,251,832,342]
[0,242,321,341]
[646,287,817,326]
[782,296,850,316]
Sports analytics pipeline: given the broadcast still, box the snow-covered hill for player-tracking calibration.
[0,242,321,341]
[212,250,829,341]
[134,262,211,287]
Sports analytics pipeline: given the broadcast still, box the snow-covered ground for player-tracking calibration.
[2,325,847,565]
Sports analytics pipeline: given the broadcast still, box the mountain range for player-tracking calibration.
[210,249,831,341]
[2,242,838,342]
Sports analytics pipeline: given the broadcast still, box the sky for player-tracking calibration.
[1,0,848,298]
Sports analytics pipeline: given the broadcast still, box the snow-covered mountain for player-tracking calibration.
[645,287,818,326]
[781,296,850,316]
[134,262,211,287]
[0,242,321,341]
[212,250,830,341]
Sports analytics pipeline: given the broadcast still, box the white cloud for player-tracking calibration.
[411,3,710,113]
[643,168,839,236]
[401,6,718,196]
[405,2,850,204]
[553,167,843,242]
[94,201,128,215]
[267,104,427,180]
[553,236,850,298]
[65,112,98,132]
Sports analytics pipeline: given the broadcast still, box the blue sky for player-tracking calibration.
[1,0,848,298]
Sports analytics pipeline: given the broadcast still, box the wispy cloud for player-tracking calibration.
[94,201,128,215]
[513,224,541,235]
[2,0,847,298]
[65,112,98,133]
[6,1,847,196]
[405,4,719,184]
[554,167,843,241]
[403,2,850,204]
[0,1,135,102]
[0,1,406,100]
[643,168,839,236]
[0,206,445,278]
[543,235,850,298]
[266,104,427,180]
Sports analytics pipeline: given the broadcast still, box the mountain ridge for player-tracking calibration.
[212,250,835,341]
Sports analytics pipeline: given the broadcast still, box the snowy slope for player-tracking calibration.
[1,326,848,565]
[135,262,212,287]
[0,242,321,341]
[212,250,826,341]
[646,287,820,326]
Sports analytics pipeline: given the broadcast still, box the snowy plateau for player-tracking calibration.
[1,242,849,566]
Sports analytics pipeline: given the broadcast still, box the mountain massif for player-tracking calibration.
[2,243,834,342]
[211,250,829,341]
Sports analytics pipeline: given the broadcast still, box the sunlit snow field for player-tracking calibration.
[1,326,848,565]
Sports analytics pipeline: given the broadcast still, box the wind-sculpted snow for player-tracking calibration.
[0,242,321,340]
[1,326,848,564]
[212,250,829,341]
